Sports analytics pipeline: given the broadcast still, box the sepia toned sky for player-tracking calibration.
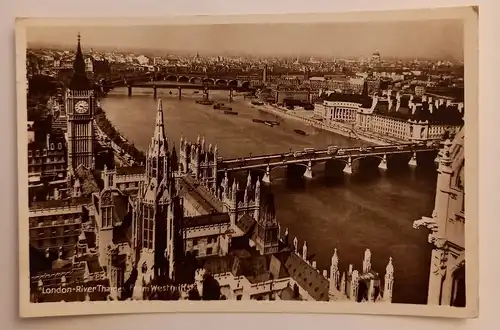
[27,20,464,60]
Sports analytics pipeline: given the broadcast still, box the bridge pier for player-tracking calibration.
[378,154,388,170]
[408,152,417,167]
[303,161,313,179]
[343,157,353,175]
[127,85,132,97]
[262,165,271,184]
[153,86,157,99]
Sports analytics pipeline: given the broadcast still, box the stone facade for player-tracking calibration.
[414,128,465,307]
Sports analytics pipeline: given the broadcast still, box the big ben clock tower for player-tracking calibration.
[66,33,95,171]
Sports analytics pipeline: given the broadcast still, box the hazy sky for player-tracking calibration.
[27,20,464,60]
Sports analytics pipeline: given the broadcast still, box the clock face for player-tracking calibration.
[74,100,89,114]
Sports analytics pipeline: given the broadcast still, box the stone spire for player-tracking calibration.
[329,248,340,293]
[362,248,372,273]
[332,248,339,267]
[231,179,237,201]
[244,172,252,203]
[383,257,394,303]
[69,32,91,90]
[142,99,174,203]
[149,99,168,157]
[221,170,229,198]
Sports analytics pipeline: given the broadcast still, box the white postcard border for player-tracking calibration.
[15,6,479,319]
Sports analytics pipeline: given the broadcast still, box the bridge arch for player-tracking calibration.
[250,162,310,183]
[178,76,190,83]
[228,80,239,88]
[241,81,250,89]
[350,155,385,163]
[165,75,178,81]
[190,77,203,84]
[215,79,227,86]
[203,78,215,85]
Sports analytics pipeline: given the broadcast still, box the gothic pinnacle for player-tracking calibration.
[332,248,339,265]
[386,257,394,275]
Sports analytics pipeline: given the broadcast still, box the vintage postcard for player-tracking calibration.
[16,6,478,319]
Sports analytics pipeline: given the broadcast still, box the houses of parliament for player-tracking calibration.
[27,36,465,306]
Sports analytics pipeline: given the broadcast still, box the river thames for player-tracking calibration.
[100,86,437,304]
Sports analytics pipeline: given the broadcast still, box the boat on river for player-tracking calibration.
[224,110,238,115]
[253,119,278,127]
[196,100,214,105]
[294,129,308,136]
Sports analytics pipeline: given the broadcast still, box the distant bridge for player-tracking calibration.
[100,71,262,91]
[217,143,441,182]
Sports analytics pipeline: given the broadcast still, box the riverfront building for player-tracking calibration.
[314,82,464,142]
[414,128,465,307]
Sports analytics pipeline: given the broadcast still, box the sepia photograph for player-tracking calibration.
[16,6,478,319]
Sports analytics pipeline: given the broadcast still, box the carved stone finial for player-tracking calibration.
[386,257,394,275]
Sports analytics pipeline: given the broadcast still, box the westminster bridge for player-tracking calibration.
[215,143,442,183]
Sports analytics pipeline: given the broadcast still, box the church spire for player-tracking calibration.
[69,32,91,90]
